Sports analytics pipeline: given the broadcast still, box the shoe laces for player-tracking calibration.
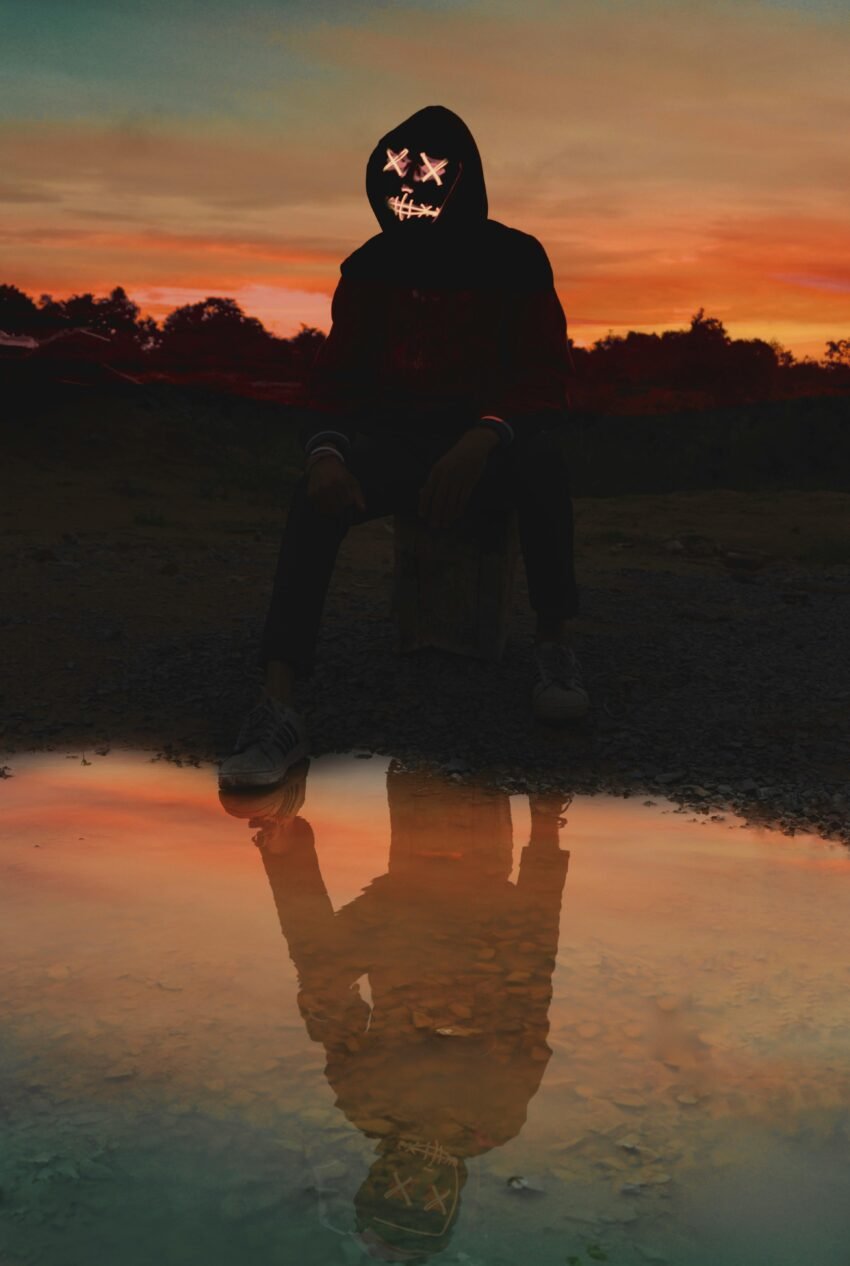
[235,697,289,752]
[535,641,583,690]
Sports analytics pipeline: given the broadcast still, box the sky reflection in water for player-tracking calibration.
[1,751,849,1266]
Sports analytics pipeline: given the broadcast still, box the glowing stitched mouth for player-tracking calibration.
[387,193,441,221]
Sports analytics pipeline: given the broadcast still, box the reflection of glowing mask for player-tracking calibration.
[382,146,458,223]
[355,1136,465,1254]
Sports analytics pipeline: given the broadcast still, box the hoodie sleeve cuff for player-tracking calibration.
[469,415,514,446]
[304,428,352,459]
[306,445,345,469]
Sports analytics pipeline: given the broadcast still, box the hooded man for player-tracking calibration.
[220,105,588,791]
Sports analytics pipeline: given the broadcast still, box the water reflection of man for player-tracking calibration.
[224,762,570,1260]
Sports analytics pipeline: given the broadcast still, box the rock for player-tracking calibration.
[611,1094,647,1110]
[655,995,681,1013]
[506,1175,545,1195]
[580,1100,625,1135]
[221,1181,283,1220]
[621,1181,644,1195]
[449,1003,473,1019]
[104,1063,138,1082]
[577,1022,601,1039]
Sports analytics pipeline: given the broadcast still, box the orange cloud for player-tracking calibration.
[555,208,850,355]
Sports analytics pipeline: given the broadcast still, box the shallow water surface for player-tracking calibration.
[1,752,849,1266]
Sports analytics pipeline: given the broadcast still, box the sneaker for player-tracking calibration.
[532,641,590,724]
[218,695,309,790]
[218,757,309,822]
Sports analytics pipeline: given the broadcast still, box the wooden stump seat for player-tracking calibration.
[392,507,519,661]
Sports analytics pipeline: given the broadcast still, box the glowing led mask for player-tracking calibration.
[382,145,458,222]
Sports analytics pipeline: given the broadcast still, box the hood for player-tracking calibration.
[365,105,488,236]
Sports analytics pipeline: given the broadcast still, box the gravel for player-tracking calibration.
[3,530,849,846]
[299,562,850,845]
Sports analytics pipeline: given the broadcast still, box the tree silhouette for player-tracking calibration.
[0,283,40,334]
[286,323,326,375]
[687,307,729,343]
[159,296,273,368]
[2,281,849,405]
[11,286,156,353]
[580,309,794,408]
[825,338,850,369]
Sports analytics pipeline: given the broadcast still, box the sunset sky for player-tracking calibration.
[2,0,849,359]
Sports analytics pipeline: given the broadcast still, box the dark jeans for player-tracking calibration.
[259,418,578,675]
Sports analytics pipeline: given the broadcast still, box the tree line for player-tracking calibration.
[1,282,848,409]
[0,283,324,377]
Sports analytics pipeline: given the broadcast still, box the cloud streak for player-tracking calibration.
[1,0,848,354]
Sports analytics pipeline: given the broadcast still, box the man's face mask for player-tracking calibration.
[381,143,461,224]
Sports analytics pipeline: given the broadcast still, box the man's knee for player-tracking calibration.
[513,426,571,487]
[520,425,567,458]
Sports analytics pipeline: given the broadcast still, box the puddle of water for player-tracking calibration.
[1,751,849,1266]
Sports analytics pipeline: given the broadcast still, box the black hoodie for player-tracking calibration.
[301,106,571,458]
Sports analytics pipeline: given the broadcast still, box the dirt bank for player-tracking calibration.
[3,455,849,845]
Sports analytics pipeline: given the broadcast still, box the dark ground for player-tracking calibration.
[3,420,849,845]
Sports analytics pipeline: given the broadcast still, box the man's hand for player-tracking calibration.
[306,454,366,518]
[418,427,500,531]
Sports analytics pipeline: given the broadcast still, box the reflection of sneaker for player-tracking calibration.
[528,791,573,850]
[528,792,573,826]
[218,696,308,790]
[532,641,590,724]
[218,757,309,823]
[219,759,309,854]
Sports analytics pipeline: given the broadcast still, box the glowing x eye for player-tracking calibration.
[383,147,410,177]
[419,152,447,185]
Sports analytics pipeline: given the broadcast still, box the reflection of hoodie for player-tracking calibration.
[259,769,570,1160]
[301,105,571,460]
